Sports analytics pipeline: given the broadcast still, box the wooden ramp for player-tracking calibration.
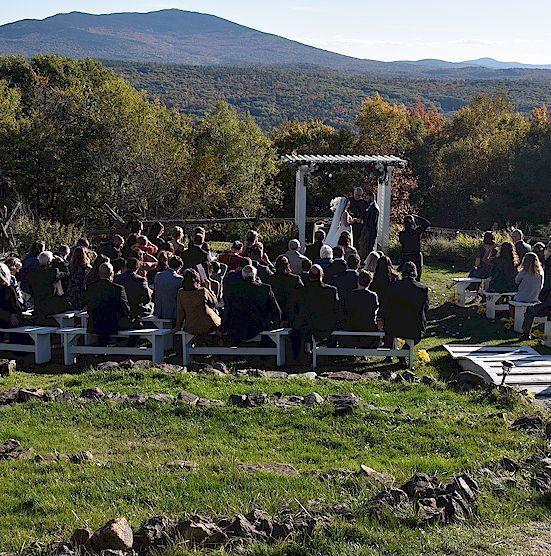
[444,345,551,397]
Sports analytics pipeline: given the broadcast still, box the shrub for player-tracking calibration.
[257,221,298,258]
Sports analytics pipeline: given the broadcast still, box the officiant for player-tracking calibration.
[348,187,369,252]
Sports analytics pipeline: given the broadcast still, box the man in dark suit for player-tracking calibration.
[332,254,361,303]
[323,246,347,286]
[84,262,131,346]
[360,191,380,259]
[96,235,124,261]
[382,262,429,360]
[305,230,326,263]
[114,258,153,324]
[290,265,340,359]
[181,233,209,271]
[223,265,281,346]
[265,255,303,323]
[348,187,369,250]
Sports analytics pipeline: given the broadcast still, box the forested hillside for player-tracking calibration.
[109,62,551,129]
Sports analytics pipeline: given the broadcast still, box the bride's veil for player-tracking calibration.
[325,196,347,248]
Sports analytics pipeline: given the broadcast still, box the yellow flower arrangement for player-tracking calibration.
[500,317,514,330]
[476,305,486,316]
[396,338,405,349]
[532,329,547,341]
[526,391,536,399]
[418,350,431,366]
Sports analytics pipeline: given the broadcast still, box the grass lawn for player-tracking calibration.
[0,262,549,555]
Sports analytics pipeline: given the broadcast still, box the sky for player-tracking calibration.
[1,0,550,64]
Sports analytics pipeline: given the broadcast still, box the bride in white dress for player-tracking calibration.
[325,196,353,248]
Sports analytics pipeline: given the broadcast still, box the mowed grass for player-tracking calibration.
[0,262,550,554]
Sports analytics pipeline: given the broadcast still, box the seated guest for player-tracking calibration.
[284,238,309,276]
[314,245,333,270]
[115,258,153,323]
[85,254,110,289]
[324,246,347,285]
[175,268,221,336]
[182,233,210,270]
[370,255,398,320]
[169,226,186,255]
[337,231,358,259]
[251,242,274,281]
[342,270,379,347]
[223,257,252,305]
[111,258,125,276]
[96,235,124,261]
[211,260,228,286]
[154,256,183,322]
[333,254,361,302]
[364,251,380,273]
[147,222,170,252]
[532,242,546,265]
[188,226,211,252]
[66,246,91,310]
[85,262,131,346]
[243,230,263,260]
[541,241,551,301]
[290,265,339,359]
[122,233,138,260]
[382,262,429,361]
[53,244,71,291]
[512,229,531,260]
[4,257,23,305]
[469,231,497,279]
[132,235,159,256]
[489,242,519,293]
[0,262,25,329]
[513,253,544,303]
[21,241,45,295]
[223,265,281,346]
[301,258,312,284]
[203,261,221,301]
[305,230,326,262]
[266,255,303,323]
[219,241,244,271]
[27,251,70,325]
[148,250,170,286]
[127,220,144,236]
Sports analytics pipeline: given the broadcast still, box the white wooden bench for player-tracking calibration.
[58,327,172,365]
[509,300,540,333]
[177,328,292,366]
[452,278,484,307]
[312,331,415,370]
[0,326,58,364]
[483,291,517,319]
[142,315,174,350]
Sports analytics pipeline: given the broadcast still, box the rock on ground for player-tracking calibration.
[92,518,133,552]
[239,462,300,477]
[0,359,16,377]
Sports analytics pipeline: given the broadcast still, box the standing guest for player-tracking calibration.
[348,187,369,251]
[511,229,531,260]
[314,245,333,271]
[85,262,131,346]
[284,239,310,275]
[223,265,281,345]
[147,222,170,251]
[174,268,221,336]
[290,265,339,359]
[27,251,70,325]
[20,241,45,295]
[513,253,544,303]
[181,233,209,271]
[169,226,186,255]
[219,241,244,271]
[154,256,183,323]
[85,254,110,289]
[364,251,380,273]
[338,232,358,259]
[343,270,379,347]
[399,214,431,280]
[382,262,429,363]
[359,191,379,260]
[4,257,23,305]
[265,255,303,323]
[469,231,497,279]
[488,242,519,293]
[305,230,326,262]
[370,255,398,321]
[96,235,124,261]
[333,254,361,303]
[115,258,153,324]
[66,246,91,310]
[324,246,347,285]
[0,262,25,329]
[532,242,546,265]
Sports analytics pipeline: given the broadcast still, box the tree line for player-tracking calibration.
[0,55,549,231]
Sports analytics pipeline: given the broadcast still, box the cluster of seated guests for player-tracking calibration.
[0,223,429,363]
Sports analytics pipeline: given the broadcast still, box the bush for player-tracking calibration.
[257,221,298,258]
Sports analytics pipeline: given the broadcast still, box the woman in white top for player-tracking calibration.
[513,253,544,303]
[325,197,354,248]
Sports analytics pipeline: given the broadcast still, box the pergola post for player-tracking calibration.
[294,165,309,252]
[377,166,394,253]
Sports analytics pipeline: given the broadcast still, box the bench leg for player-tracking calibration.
[275,336,285,367]
[545,321,551,348]
[63,334,77,365]
[513,306,527,333]
[486,298,496,319]
[456,284,467,307]
[151,335,165,364]
[182,333,194,366]
[408,340,414,370]
[311,337,317,369]
[34,334,52,364]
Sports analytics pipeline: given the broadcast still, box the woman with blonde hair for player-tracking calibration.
[513,252,544,303]
[364,251,380,273]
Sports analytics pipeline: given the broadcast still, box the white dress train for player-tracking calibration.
[325,196,353,248]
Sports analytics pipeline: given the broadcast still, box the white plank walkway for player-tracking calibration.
[444,344,551,396]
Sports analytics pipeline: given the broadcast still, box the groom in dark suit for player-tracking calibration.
[348,187,369,251]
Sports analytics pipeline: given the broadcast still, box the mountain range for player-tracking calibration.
[0,9,549,77]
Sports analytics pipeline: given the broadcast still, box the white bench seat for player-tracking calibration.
[483,291,517,319]
[177,328,292,367]
[58,327,172,365]
[0,326,58,364]
[312,331,415,370]
[452,278,484,307]
[509,300,540,333]
[142,315,174,350]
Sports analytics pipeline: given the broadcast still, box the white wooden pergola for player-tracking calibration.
[281,154,407,253]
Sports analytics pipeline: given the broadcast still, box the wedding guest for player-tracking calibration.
[399,214,431,280]
[66,246,91,310]
[513,252,543,303]
[488,242,519,293]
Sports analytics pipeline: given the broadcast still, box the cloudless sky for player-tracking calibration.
[1,0,550,63]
